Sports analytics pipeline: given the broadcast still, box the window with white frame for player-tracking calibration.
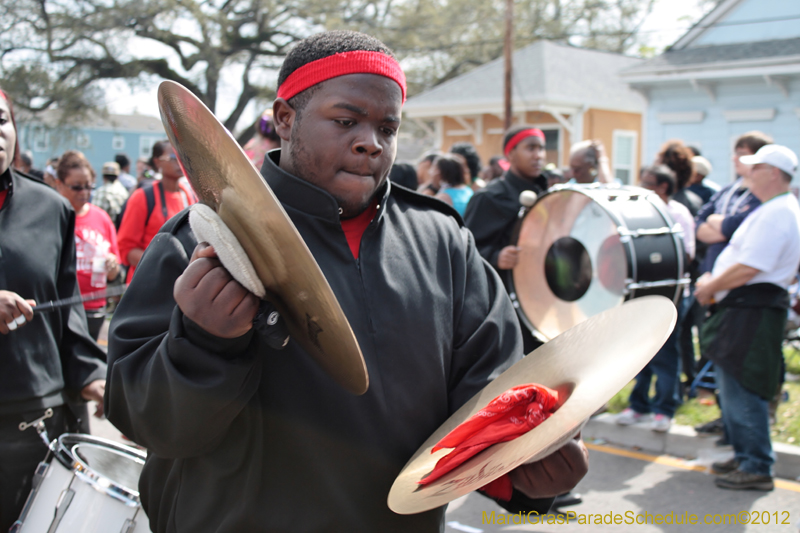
[612,130,637,184]
[139,136,162,159]
[112,135,125,150]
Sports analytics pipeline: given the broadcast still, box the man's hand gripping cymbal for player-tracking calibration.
[174,243,260,339]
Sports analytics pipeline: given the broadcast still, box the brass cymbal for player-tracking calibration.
[387,296,675,514]
[157,81,368,395]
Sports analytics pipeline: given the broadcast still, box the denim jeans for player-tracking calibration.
[629,322,682,417]
[628,296,690,418]
[717,366,774,476]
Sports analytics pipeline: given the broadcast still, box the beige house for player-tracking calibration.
[404,40,647,183]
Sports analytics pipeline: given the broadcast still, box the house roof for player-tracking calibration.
[621,37,800,77]
[404,40,646,118]
[17,109,164,133]
[621,0,800,83]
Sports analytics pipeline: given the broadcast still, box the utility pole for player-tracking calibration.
[503,0,513,129]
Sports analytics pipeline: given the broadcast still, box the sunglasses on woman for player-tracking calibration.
[67,184,94,191]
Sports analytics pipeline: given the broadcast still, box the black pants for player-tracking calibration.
[679,298,703,386]
[0,406,70,531]
[86,312,106,341]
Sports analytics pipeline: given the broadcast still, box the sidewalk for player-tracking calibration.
[584,413,800,482]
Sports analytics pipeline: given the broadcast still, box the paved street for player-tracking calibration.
[93,321,800,533]
[89,405,800,533]
[444,446,800,533]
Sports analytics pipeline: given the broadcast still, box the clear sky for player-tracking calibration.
[103,0,708,129]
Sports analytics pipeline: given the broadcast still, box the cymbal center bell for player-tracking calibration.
[544,237,592,302]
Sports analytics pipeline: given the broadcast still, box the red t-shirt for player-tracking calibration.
[117,181,197,281]
[340,202,378,259]
[75,204,121,310]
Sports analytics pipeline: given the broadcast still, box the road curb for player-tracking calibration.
[584,413,800,481]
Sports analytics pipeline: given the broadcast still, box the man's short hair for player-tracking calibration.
[450,143,481,178]
[278,31,396,114]
[115,153,130,169]
[644,164,677,197]
[20,150,33,167]
[569,140,598,167]
[780,169,793,183]
[735,131,773,154]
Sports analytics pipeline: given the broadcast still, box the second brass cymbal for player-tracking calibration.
[157,80,368,395]
[388,296,676,514]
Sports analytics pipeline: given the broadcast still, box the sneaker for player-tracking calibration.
[714,470,774,491]
[695,417,724,436]
[615,408,652,426]
[651,414,671,433]
[711,457,739,475]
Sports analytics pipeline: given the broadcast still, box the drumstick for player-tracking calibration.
[33,284,129,313]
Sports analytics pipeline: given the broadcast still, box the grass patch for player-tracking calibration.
[772,380,800,446]
[606,381,634,414]
[784,344,800,375]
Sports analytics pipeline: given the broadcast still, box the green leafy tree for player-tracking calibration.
[1,0,658,132]
[0,0,314,131]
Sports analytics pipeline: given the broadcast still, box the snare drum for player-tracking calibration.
[510,184,688,341]
[11,434,151,533]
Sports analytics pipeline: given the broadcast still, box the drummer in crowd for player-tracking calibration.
[463,125,548,353]
[105,31,588,532]
[0,89,106,531]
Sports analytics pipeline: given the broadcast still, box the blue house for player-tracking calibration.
[16,110,166,175]
[620,0,800,187]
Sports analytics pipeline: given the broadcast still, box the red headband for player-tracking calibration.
[277,50,407,103]
[504,128,545,156]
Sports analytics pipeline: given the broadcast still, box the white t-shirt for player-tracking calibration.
[712,192,800,302]
[666,199,696,260]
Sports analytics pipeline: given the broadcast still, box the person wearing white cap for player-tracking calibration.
[695,144,800,491]
[692,132,770,440]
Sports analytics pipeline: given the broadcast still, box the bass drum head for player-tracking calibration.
[512,185,681,341]
[512,187,627,341]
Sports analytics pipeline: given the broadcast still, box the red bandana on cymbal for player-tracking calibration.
[418,383,559,501]
[277,50,407,103]
[504,128,545,157]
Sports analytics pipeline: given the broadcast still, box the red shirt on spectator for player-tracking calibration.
[75,204,121,310]
[117,181,197,282]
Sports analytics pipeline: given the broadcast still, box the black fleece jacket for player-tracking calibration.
[0,169,106,415]
[106,151,550,532]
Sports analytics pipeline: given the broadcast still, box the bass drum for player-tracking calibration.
[12,434,151,533]
[510,184,687,341]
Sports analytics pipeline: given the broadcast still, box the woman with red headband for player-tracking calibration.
[105,31,586,532]
[0,89,106,531]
